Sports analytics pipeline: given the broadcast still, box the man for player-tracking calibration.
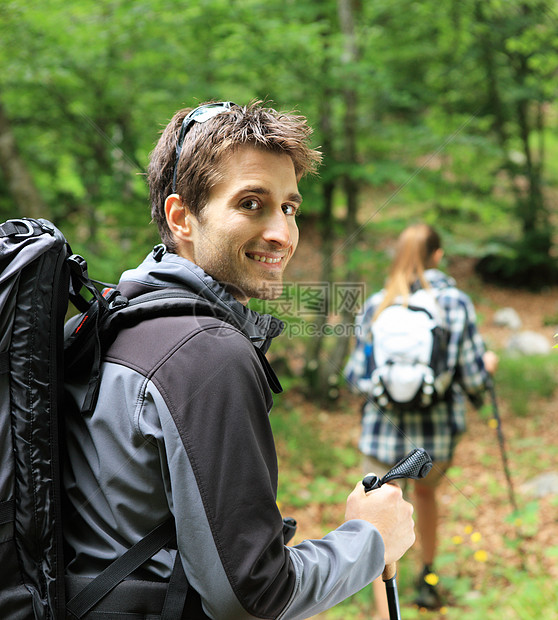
[64,100,415,619]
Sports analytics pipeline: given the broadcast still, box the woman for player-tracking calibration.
[344,223,498,617]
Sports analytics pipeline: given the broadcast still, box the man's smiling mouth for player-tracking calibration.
[247,253,282,264]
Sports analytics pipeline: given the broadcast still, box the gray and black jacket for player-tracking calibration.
[64,248,385,619]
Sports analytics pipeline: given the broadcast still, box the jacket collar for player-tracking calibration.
[117,246,284,352]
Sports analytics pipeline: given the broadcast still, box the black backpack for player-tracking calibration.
[0,218,192,619]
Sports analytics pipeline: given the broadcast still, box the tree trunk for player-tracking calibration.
[475,0,552,254]
[473,0,525,206]
[512,44,549,247]
[303,18,337,398]
[322,0,362,401]
[0,100,48,219]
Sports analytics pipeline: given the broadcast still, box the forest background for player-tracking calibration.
[1,0,557,618]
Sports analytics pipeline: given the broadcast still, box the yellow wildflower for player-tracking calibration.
[464,525,473,535]
[424,572,439,586]
[488,418,498,429]
[474,549,488,563]
[452,535,463,545]
[470,531,482,543]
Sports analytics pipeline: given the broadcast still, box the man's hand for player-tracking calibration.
[345,479,415,565]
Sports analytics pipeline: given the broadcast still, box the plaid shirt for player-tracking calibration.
[344,269,489,463]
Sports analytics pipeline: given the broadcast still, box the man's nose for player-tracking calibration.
[262,209,294,248]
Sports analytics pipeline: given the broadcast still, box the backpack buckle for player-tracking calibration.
[102,287,128,310]
[68,254,89,279]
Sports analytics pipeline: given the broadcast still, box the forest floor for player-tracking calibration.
[272,254,558,619]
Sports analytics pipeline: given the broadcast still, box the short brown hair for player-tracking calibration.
[147,100,322,251]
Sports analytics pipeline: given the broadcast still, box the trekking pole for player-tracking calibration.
[486,378,518,513]
[363,448,433,620]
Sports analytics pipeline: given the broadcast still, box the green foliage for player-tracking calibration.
[319,524,558,619]
[270,403,358,510]
[493,354,558,416]
[272,406,358,474]
[1,0,556,295]
[476,229,558,291]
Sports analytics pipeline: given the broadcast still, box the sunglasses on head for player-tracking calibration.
[171,101,235,193]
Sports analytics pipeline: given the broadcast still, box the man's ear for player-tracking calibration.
[164,194,193,244]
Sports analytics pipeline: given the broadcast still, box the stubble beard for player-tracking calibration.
[223,269,285,303]
[194,246,286,303]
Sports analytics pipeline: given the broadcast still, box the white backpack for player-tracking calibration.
[366,289,452,410]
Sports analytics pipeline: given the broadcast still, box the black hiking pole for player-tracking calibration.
[363,448,433,620]
[486,378,518,513]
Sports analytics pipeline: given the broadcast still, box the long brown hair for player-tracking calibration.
[374,223,442,319]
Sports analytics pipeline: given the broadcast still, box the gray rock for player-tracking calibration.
[520,472,558,498]
[507,330,552,355]
[493,307,522,330]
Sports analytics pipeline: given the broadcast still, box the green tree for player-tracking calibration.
[471,0,558,287]
[1,0,556,397]
[359,0,558,288]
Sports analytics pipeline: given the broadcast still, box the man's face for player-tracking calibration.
[187,145,301,303]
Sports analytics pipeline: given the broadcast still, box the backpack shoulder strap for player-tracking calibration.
[0,218,36,237]
[64,288,219,414]
[406,289,448,328]
[66,517,186,619]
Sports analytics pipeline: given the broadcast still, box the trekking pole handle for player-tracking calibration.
[362,474,381,492]
[363,448,433,492]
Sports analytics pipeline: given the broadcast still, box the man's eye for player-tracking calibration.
[241,199,259,211]
[283,204,300,216]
